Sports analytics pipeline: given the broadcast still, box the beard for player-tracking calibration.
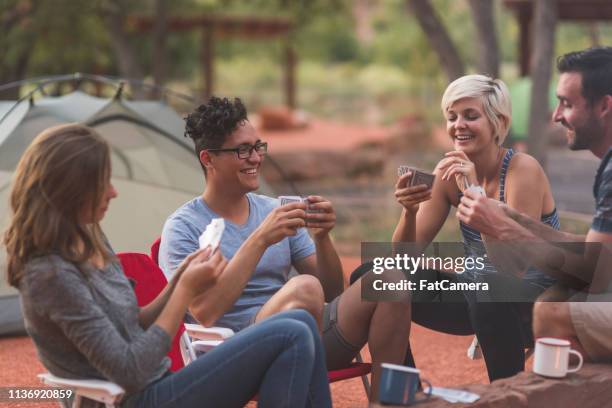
[567,113,603,151]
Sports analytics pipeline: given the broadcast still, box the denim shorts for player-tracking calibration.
[321,297,362,370]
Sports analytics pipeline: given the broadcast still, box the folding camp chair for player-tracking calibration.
[37,253,240,407]
[38,373,124,408]
[151,238,372,395]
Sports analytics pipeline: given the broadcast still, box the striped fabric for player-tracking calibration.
[592,147,612,233]
[459,149,559,289]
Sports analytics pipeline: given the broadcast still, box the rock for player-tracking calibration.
[258,106,308,130]
[370,364,612,408]
[261,149,384,184]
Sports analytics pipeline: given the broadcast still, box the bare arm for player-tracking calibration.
[504,206,585,242]
[139,249,204,329]
[138,277,178,330]
[190,205,307,326]
[294,246,344,301]
[392,166,452,247]
[295,196,344,299]
[480,153,549,276]
[150,249,225,336]
[313,234,345,299]
[458,189,610,288]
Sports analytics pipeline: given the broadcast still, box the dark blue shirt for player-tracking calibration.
[592,147,612,233]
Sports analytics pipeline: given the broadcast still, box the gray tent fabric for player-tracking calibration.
[0,90,271,336]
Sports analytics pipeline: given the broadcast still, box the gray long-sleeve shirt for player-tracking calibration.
[18,254,171,402]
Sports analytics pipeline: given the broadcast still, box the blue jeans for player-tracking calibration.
[127,309,331,408]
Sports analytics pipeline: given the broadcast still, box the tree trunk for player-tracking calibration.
[152,0,168,96]
[102,1,145,98]
[406,0,465,82]
[0,0,38,99]
[527,0,558,169]
[588,23,600,47]
[352,0,376,47]
[467,0,499,78]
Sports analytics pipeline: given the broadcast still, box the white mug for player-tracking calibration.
[533,337,583,378]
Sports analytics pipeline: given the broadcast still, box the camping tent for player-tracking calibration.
[0,83,273,335]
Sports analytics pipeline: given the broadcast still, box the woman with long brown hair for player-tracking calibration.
[4,124,331,408]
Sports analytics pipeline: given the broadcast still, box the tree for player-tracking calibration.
[101,0,145,83]
[352,0,376,47]
[406,0,465,82]
[467,0,499,77]
[0,0,39,99]
[152,0,168,92]
[527,0,557,168]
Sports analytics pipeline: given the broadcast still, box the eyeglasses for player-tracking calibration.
[207,141,268,159]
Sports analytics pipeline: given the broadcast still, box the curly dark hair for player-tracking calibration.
[557,47,612,105]
[184,96,248,174]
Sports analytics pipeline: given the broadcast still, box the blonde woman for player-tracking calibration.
[4,124,331,408]
[393,75,559,381]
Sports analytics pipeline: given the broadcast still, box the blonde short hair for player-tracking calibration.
[441,74,512,146]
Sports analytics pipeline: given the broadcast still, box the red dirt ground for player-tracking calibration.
[0,257,495,408]
[258,118,453,154]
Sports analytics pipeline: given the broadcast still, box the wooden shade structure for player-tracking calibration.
[127,15,296,107]
[504,0,612,76]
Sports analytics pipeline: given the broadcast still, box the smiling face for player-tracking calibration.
[446,97,496,154]
[553,72,604,151]
[207,121,264,194]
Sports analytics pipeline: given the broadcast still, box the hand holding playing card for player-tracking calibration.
[395,167,433,214]
[254,200,307,247]
[303,195,336,238]
[436,151,478,192]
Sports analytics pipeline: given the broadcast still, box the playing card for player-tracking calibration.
[467,184,486,196]
[409,169,435,189]
[397,165,412,177]
[278,195,304,206]
[428,387,480,403]
[278,195,322,215]
[199,218,225,251]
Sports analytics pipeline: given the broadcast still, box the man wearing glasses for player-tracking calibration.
[159,97,410,397]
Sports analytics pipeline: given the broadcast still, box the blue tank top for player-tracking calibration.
[459,149,559,289]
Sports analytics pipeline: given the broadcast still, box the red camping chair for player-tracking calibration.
[118,252,185,371]
[150,237,372,394]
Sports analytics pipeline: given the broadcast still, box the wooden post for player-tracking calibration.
[201,26,214,101]
[518,5,532,77]
[284,44,296,109]
[527,0,557,169]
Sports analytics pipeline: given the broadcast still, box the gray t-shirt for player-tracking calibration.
[159,193,315,331]
[18,253,171,400]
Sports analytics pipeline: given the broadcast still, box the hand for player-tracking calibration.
[304,195,336,238]
[457,188,510,238]
[179,248,227,300]
[171,247,206,283]
[437,151,478,192]
[499,202,521,222]
[394,171,432,214]
[254,202,307,247]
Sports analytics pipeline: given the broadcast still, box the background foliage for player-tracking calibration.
[2,0,611,124]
